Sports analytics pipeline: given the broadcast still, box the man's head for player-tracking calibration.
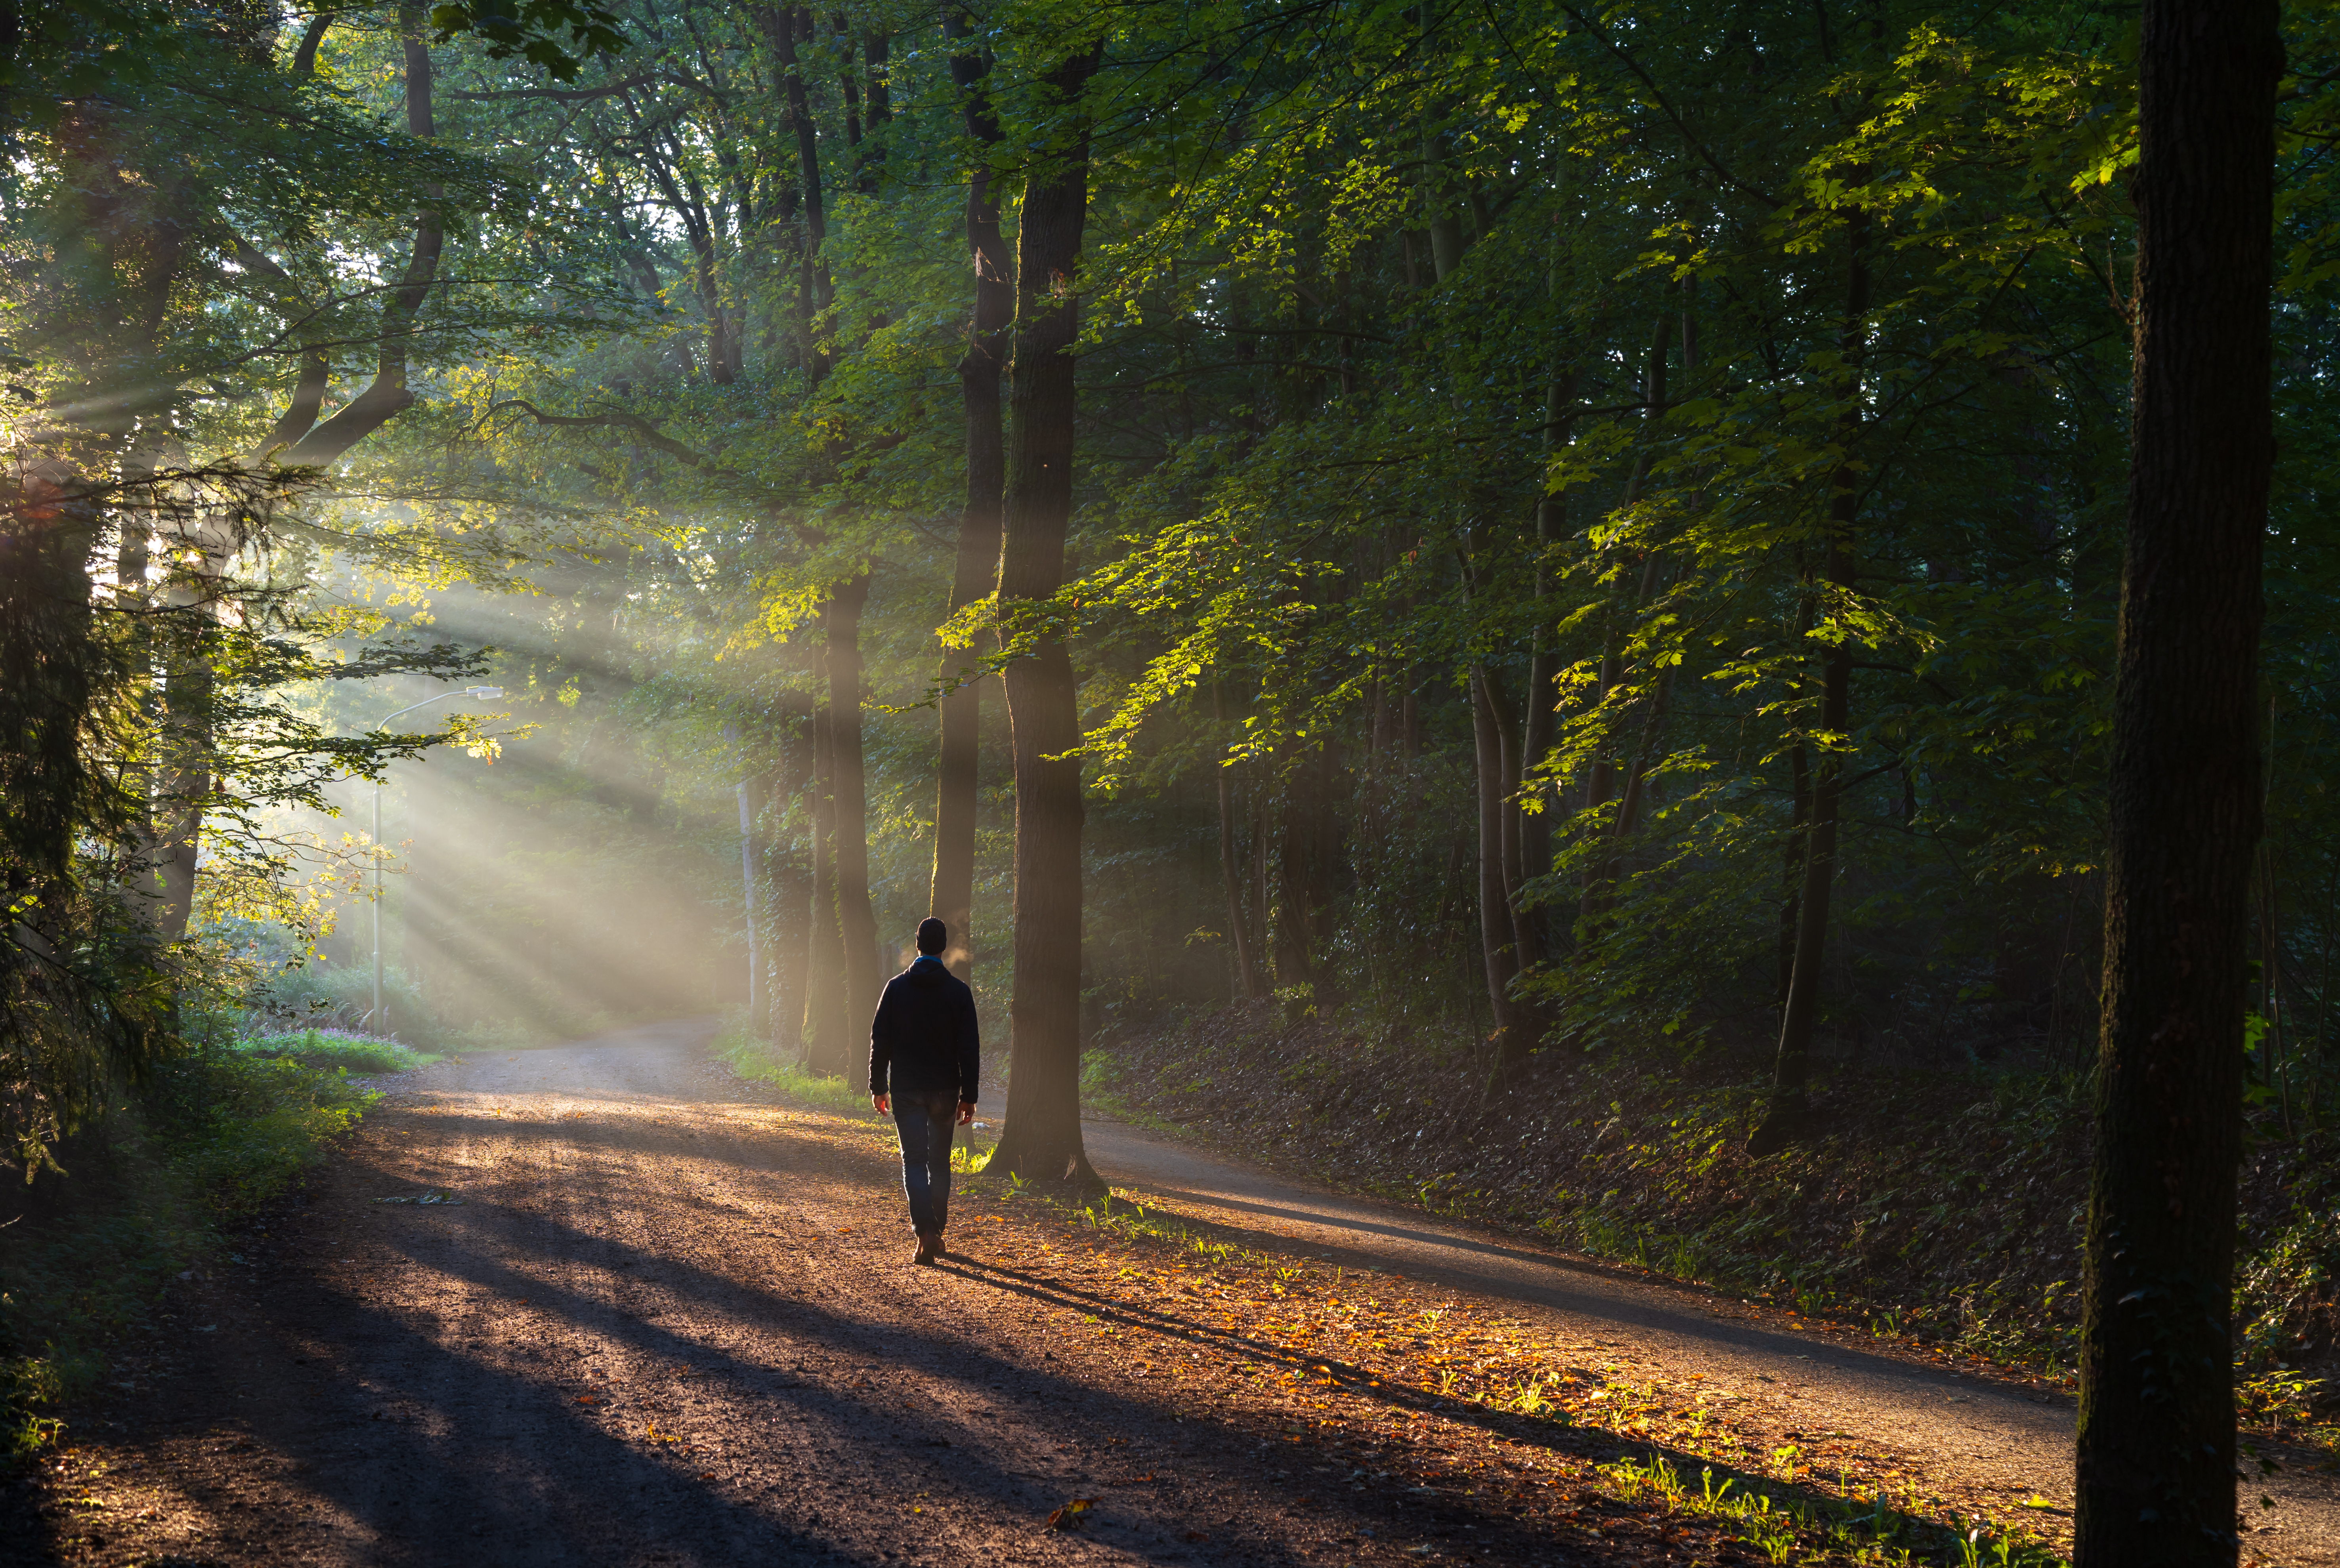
[916,917,948,956]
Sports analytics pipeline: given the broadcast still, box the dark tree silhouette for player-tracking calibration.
[2075,3,2281,1562]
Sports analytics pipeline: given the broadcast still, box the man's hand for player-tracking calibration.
[871,1092,889,1115]
[956,1101,976,1125]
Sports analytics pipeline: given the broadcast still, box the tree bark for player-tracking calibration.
[988,38,1103,1185]
[735,764,763,1035]
[824,575,884,1030]
[1470,666,1521,1045]
[283,8,442,465]
[1750,203,1870,1158]
[928,5,1012,984]
[1272,746,1317,1001]
[802,700,850,1072]
[755,4,832,379]
[2075,3,2278,1560]
[768,692,814,1053]
[1213,684,1266,998]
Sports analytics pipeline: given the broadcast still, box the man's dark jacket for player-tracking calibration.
[868,955,980,1103]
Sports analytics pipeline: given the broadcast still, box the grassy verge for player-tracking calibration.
[0,1042,387,1463]
[711,1016,881,1120]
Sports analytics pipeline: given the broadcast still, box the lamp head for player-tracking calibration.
[466,686,504,700]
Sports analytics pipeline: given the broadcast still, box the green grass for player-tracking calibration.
[1603,1450,2060,1566]
[710,1015,879,1119]
[239,1028,437,1075]
[0,1043,378,1464]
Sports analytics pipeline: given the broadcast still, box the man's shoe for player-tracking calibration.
[913,1233,939,1266]
[928,1232,949,1261]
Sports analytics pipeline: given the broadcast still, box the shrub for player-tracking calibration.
[239,1028,432,1076]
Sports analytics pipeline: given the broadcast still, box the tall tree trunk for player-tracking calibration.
[2076,3,2277,1560]
[1213,684,1266,999]
[1750,207,1871,1157]
[735,765,764,1035]
[151,540,222,944]
[756,4,832,380]
[1470,666,1521,1045]
[802,701,850,1071]
[928,5,1012,984]
[988,38,1104,1185]
[0,467,98,914]
[1272,747,1317,1002]
[769,692,814,1053]
[824,575,884,1030]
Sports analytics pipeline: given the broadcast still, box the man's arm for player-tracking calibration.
[868,977,896,1112]
[955,982,980,1119]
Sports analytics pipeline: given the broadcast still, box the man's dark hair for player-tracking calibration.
[916,917,948,956]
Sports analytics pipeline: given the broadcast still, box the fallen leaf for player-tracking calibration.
[1045,1497,1096,1531]
[1182,1530,1210,1543]
[575,1396,598,1406]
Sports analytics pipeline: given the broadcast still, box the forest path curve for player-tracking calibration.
[14,1018,1743,1568]
[1080,1120,2340,1564]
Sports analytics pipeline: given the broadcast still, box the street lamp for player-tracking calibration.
[368,687,503,1036]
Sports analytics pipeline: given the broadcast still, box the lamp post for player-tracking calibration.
[368,687,502,1035]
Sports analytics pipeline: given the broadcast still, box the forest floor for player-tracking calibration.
[3,1019,2332,1567]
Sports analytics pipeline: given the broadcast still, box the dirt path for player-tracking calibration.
[9,1021,1651,1568]
[1081,1123,2340,1565]
[10,1021,2332,1567]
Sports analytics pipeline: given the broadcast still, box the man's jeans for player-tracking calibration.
[891,1091,958,1237]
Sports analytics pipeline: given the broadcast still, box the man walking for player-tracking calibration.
[869,917,980,1265]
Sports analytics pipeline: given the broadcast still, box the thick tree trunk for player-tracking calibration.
[928,6,1012,984]
[802,701,850,1072]
[2075,4,2277,1562]
[824,576,885,1030]
[1749,202,1871,1158]
[0,470,98,899]
[988,40,1103,1185]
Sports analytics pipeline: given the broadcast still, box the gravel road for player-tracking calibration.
[1081,1122,2340,1565]
[7,1021,1621,1568]
[9,1018,2331,1568]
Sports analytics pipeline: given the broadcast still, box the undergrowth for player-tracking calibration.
[0,1042,383,1465]
[239,1028,437,1076]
